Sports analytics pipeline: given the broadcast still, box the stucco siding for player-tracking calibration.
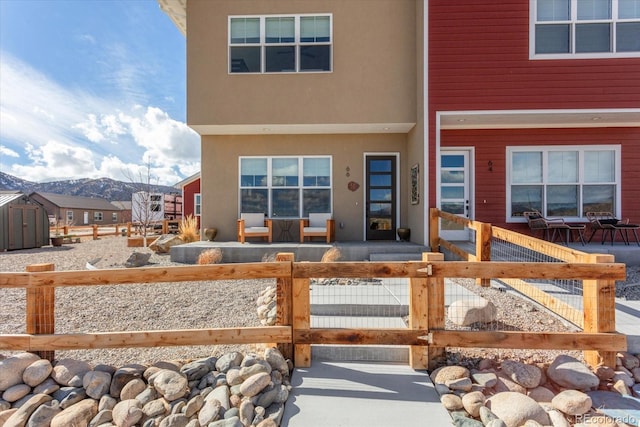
[187,0,417,127]
[199,133,408,241]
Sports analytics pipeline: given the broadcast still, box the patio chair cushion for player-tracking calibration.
[309,213,332,228]
[241,213,266,229]
[599,218,620,225]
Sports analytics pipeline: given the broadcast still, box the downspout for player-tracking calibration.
[423,0,430,246]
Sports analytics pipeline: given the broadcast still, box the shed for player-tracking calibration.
[0,191,50,251]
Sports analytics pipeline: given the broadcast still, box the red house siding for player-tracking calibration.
[182,179,201,228]
[441,127,640,231]
[429,1,640,112]
[429,0,640,236]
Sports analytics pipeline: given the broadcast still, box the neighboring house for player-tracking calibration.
[111,201,133,223]
[29,192,123,226]
[174,172,201,228]
[158,0,640,244]
[131,192,183,223]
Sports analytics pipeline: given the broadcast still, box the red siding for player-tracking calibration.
[429,1,640,111]
[441,128,640,229]
[182,179,201,228]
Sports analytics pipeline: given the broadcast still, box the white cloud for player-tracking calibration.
[0,52,199,186]
[0,145,19,158]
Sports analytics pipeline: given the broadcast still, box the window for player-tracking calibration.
[239,156,332,217]
[94,212,103,221]
[194,193,201,216]
[66,210,73,222]
[507,145,620,220]
[531,0,640,58]
[112,212,117,222]
[150,194,162,212]
[230,14,332,73]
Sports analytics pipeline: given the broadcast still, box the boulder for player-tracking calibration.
[448,297,497,326]
[547,355,599,391]
[486,392,550,427]
[149,235,184,254]
[0,353,41,391]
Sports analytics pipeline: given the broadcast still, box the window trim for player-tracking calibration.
[228,13,333,74]
[194,193,201,216]
[506,144,621,222]
[529,0,640,59]
[94,211,104,222]
[66,210,73,222]
[238,155,333,218]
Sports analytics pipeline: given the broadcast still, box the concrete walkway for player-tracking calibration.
[281,361,450,427]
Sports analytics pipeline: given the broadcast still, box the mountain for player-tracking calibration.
[0,172,179,202]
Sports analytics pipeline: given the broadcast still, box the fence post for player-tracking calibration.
[423,252,445,370]
[582,253,617,368]
[63,225,69,235]
[275,253,294,362]
[127,222,132,237]
[429,208,440,252]
[92,225,98,240]
[409,259,429,370]
[25,263,55,361]
[163,220,169,234]
[292,274,311,368]
[476,222,492,287]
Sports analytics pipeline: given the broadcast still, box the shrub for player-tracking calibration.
[321,247,341,262]
[178,215,199,243]
[197,248,223,264]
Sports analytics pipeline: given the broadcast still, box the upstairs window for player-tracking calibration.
[230,14,332,73]
[531,0,640,58]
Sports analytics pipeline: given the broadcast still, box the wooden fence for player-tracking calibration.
[49,220,180,240]
[0,252,626,370]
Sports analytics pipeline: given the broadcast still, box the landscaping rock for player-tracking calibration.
[0,353,41,391]
[547,355,599,391]
[551,389,592,415]
[448,297,497,326]
[486,392,550,427]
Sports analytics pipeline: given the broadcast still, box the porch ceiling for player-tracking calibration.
[191,123,417,136]
[440,109,640,130]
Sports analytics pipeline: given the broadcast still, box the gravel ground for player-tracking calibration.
[1,236,637,368]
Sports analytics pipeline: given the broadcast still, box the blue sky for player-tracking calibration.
[0,0,199,186]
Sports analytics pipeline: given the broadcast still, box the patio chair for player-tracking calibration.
[523,211,585,245]
[586,212,640,246]
[237,213,272,244]
[299,213,335,243]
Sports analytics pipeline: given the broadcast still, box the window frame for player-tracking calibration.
[506,144,621,222]
[112,212,118,222]
[228,14,333,74]
[530,0,640,59]
[66,210,73,222]
[239,155,333,218]
[194,193,201,216]
[94,211,103,222]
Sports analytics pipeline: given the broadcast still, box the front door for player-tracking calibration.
[366,155,397,240]
[439,150,472,241]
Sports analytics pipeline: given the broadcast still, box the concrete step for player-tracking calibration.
[312,345,409,363]
[369,252,423,261]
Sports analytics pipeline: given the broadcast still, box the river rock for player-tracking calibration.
[151,370,188,402]
[547,409,571,427]
[27,400,61,427]
[471,370,497,388]
[180,359,211,381]
[0,353,41,391]
[441,393,464,410]
[552,389,592,415]
[447,377,473,392]
[462,391,486,418]
[159,413,190,427]
[3,394,52,427]
[112,399,143,427]
[617,351,640,370]
[547,355,599,391]
[53,386,87,409]
[206,385,230,410]
[198,398,223,425]
[265,348,288,376]
[493,374,526,394]
[431,366,470,384]
[88,408,113,426]
[2,384,31,403]
[50,398,98,427]
[83,370,112,399]
[32,377,59,396]
[23,359,53,387]
[125,251,152,267]
[111,367,143,398]
[527,386,556,403]
[239,373,271,397]
[501,360,542,389]
[216,352,244,373]
[142,398,169,418]
[448,297,497,326]
[120,378,147,400]
[51,359,92,387]
[185,394,204,418]
[486,392,550,427]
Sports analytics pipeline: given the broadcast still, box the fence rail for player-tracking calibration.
[0,248,627,370]
[49,220,180,240]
